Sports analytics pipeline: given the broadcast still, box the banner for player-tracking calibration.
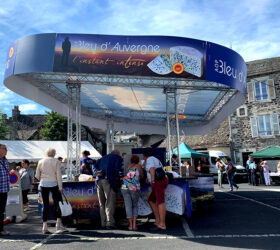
[53,34,207,79]
[53,34,247,94]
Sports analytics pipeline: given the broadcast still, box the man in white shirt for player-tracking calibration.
[143,149,168,230]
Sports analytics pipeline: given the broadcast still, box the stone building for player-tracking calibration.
[230,57,280,166]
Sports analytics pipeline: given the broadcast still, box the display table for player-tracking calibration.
[39,175,214,220]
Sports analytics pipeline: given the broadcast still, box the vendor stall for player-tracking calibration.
[40,176,213,220]
[4,33,247,219]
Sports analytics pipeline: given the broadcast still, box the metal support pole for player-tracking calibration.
[106,118,110,154]
[110,121,115,151]
[165,89,172,168]
[174,89,181,176]
[66,82,81,181]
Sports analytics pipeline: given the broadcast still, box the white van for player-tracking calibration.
[207,151,247,182]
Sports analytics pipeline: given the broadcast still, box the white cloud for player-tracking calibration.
[19,104,38,113]
[97,87,155,110]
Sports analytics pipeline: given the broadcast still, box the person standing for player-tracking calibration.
[249,160,257,186]
[81,150,95,175]
[216,158,225,189]
[19,160,34,211]
[246,156,253,184]
[143,149,168,230]
[35,148,68,234]
[0,144,10,236]
[258,159,265,185]
[121,155,143,230]
[95,149,123,229]
[262,161,271,186]
[226,158,239,191]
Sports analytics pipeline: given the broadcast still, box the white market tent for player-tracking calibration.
[0,140,101,162]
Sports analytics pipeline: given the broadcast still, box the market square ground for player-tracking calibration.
[1,183,280,250]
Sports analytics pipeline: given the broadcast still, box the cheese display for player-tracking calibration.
[147,53,172,75]
[170,46,203,77]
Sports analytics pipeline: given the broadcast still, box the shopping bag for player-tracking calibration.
[59,193,72,217]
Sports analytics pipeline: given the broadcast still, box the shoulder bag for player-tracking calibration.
[59,193,73,217]
[155,161,166,181]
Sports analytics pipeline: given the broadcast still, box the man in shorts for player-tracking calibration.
[143,149,168,230]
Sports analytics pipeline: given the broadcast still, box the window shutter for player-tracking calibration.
[250,117,258,137]
[267,79,276,99]
[271,113,280,135]
[247,81,255,102]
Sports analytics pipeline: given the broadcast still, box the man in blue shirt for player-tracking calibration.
[249,160,257,186]
[0,144,10,236]
[95,149,123,229]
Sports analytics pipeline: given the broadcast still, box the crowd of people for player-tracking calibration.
[246,157,271,186]
[0,144,168,235]
[216,156,273,191]
[1,142,279,236]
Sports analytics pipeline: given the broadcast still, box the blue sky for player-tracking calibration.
[0,0,280,117]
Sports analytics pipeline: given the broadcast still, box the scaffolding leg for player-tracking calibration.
[66,82,81,181]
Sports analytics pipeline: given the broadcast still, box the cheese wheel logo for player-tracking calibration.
[9,47,14,58]
[173,63,184,74]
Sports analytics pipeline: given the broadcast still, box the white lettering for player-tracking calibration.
[111,42,160,54]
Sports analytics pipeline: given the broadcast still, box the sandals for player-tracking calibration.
[157,225,166,230]
[42,229,51,234]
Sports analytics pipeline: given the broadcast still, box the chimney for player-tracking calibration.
[12,105,20,120]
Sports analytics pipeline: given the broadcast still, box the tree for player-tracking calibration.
[0,110,9,139]
[40,111,68,140]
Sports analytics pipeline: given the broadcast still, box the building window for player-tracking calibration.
[239,108,245,116]
[250,113,279,137]
[237,106,247,117]
[258,115,272,136]
[247,78,276,102]
[254,81,268,101]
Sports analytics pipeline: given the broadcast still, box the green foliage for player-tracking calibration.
[0,110,9,139]
[40,111,68,141]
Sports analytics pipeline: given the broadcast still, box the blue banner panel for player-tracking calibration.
[53,34,207,79]
[4,41,17,79]
[206,42,247,95]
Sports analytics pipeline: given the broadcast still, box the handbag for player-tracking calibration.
[155,167,166,181]
[59,193,72,217]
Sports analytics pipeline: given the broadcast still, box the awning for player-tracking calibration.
[173,142,208,159]
[249,146,280,159]
[0,140,101,162]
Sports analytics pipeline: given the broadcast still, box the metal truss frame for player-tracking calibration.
[66,82,81,181]
[165,88,182,175]
[20,72,234,127]
[22,72,231,91]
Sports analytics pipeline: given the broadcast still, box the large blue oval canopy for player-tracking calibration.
[4,33,247,135]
